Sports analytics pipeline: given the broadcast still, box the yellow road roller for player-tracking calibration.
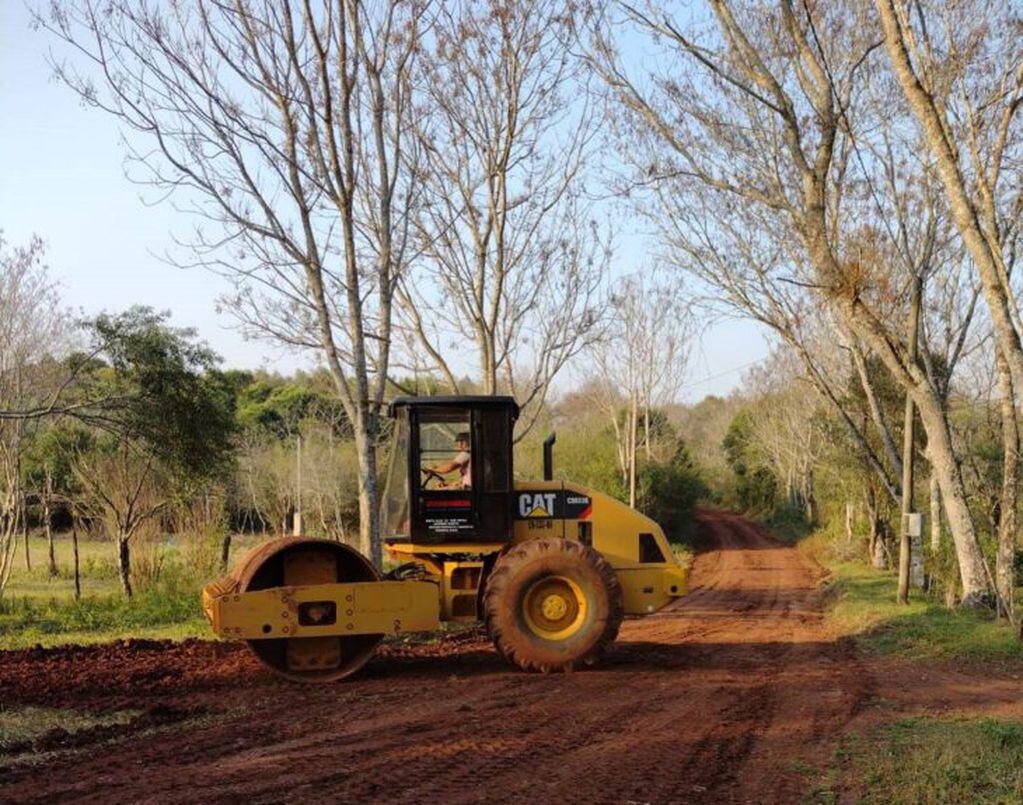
[202,396,689,681]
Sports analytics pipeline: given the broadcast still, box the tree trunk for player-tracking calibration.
[21,495,30,572]
[72,518,81,602]
[117,535,133,598]
[618,418,629,489]
[872,522,887,569]
[875,0,1023,400]
[294,435,302,537]
[354,424,381,566]
[44,474,57,578]
[845,501,854,544]
[789,85,989,604]
[628,395,639,508]
[832,289,989,602]
[867,487,888,570]
[851,342,903,480]
[220,533,232,573]
[879,519,895,569]
[644,406,651,460]
[916,395,989,605]
[874,5,1023,613]
[996,348,1019,622]
[480,339,498,396]
[926,466,942,592]
[898,275,922,602]
[929,469,941,554]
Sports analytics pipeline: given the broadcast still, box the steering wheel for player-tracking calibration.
[421,467,444,489]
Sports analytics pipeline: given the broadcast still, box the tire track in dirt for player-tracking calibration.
[0,508,871,804]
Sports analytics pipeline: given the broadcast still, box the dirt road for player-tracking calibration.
[1,510,873,803]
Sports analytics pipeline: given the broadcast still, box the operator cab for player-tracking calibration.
[381,396,519,545]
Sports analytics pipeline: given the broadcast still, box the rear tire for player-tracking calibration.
[483,538,623,673]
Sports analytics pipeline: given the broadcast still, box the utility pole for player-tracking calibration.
[898,274,922,604]
[293,434,303,537]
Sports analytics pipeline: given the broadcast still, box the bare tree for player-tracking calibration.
[875,0,1023,386]
[397,0,608,438]
[588,0,993,602]
[589,273,693,506]
[72,444,168,598]
[235,431,297,538]
[743,353,825,523]
[0,235,67,597]
[40,0,427,565]
[874,0,1023,617]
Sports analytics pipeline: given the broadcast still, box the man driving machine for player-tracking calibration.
[421,431,472,489]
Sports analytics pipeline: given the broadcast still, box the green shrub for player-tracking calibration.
[637,440,707,544]
[765,502,814,543]
[518,424,709,544]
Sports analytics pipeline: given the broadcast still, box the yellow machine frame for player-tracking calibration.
[203,481,687,640]
[202,396,691,680]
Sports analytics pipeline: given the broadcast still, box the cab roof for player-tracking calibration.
[387,395,519,419]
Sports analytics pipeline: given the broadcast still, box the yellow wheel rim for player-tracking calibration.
[522,575,587,641]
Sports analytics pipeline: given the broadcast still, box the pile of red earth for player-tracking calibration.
[1,627,494,712]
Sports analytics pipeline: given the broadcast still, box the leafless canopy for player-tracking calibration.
[0,235,69,594]
[39,0,427,561]
[588,271,694,506]
[396,0,609,438]
[584,0,1004,601]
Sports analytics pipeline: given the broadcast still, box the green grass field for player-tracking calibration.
[0,532,268,650]
[807,717,1023,804]
[821,561,1023,663]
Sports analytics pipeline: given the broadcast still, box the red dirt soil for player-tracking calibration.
[2,509,1021,804]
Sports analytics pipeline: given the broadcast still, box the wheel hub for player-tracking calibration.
[522,575,587,640]
[541,594,568,621]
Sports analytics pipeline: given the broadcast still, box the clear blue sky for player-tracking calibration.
[1,2,768,400]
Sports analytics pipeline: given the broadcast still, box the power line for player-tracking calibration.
[678,358,761,392]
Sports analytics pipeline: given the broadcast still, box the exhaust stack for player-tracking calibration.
[543,432,556,480]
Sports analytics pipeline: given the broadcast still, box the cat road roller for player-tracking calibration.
[202,396,689,681]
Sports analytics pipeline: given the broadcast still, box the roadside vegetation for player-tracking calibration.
[818,559,1023,664]
[0,535,236,648]
[806,717,1023,804]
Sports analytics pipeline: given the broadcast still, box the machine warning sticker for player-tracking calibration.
[423,497,475,536]
[515,491,592,520]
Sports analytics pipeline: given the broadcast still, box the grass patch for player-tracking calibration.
[5,536,121,601]
[670,542,694,571]
[5,532,269,601]
[810,717,1023,804]
[0,571,209,650]
[0,706,137,750]
[0,531,278,649]
[820,561,1023,663]
[0,617,211,651]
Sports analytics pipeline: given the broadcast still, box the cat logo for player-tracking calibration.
[518,492,557,518]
